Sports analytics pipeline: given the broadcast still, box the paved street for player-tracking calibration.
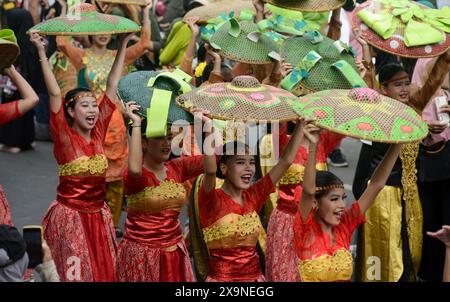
[0,137,362,231]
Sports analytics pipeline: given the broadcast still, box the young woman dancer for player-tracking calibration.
[295,124,402,282]
[31,30,132,281]
[116,103,204,282]
[199,110,305,281]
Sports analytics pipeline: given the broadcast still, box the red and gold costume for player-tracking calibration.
[198,174,275,282]
[294,202,365,282]
[116,156,203,282]
[42,94,117,282]
[0,101,22,225]
[265,124,344,282]
[56,34,150,228]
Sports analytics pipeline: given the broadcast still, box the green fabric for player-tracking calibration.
[357,0,450,47]
[331,60,367,88]
[265,3,329,35]
[281,50,322,91]
[146,89,172,138]
[159,21,191,66]
[0,29,16,44]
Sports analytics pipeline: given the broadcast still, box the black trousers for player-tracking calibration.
[418,179,450,282]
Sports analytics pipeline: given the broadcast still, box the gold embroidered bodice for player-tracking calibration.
[279,163,305,185]
[126,179,187,213]
[298,248,353,282]
[83,49,115,96]
[202,212,262,250]
[58,154,108,177]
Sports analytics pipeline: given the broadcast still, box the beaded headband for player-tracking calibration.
[64,92,96,107]
[315,184,344,193]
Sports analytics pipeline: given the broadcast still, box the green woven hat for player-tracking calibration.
[263,0,345,13]
[352,0,450,58]
[177,75,299,122]
[117,69,194,138]
[0,29,19,72]
[29,3,140,36]
[291,88,428,143]
[96,0,147,5]
[184,0,255,24]
[209,19,282,64]
[280,31,365,96]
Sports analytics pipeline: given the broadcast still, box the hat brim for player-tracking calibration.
[176,79,299,123]
[184,0,256,23]
[29,13,140,36]
[264,0,345,13]
[96,0,147,5]
[210,20,279,64]
[352,2,450,58]
[292,89,429,143]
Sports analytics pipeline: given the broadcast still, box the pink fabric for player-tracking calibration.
[0,185,12,226]
[412,58,450,145]
[116,237,194,282]
[265,208,300,282]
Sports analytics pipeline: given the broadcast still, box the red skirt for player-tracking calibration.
[42,201,117,282]
[265,207,300,282]
[116,237,194,282]
[0,185,12,225]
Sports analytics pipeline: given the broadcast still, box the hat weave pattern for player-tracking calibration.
[281,32,361,95]
[291,88,428,143]
[29,3,140,35]
[177,76,299,122]
[263,0,345,13]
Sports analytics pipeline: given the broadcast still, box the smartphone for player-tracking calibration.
[22,226,43,269]
[435,96,450,126]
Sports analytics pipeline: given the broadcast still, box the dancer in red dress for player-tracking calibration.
[0,65,39,225]
[31,31,131,281]
[294,124,402,282]
[198,110,305,282]
[265,122,343,282]
[116,102,204,282]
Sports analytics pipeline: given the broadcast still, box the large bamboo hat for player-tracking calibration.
[280,31,366,96]
[263,0,345,13]
[352,0,450,58]
[291,88,428,143]
[29,3,140,35]
[117,69,194,138]
[177,75,299,122]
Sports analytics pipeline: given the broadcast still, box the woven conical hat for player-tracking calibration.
[29,3,140,35]
[291,88,428,143]
[263,0,345,13]
[177,75,299,122]
[352,0,450,58]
